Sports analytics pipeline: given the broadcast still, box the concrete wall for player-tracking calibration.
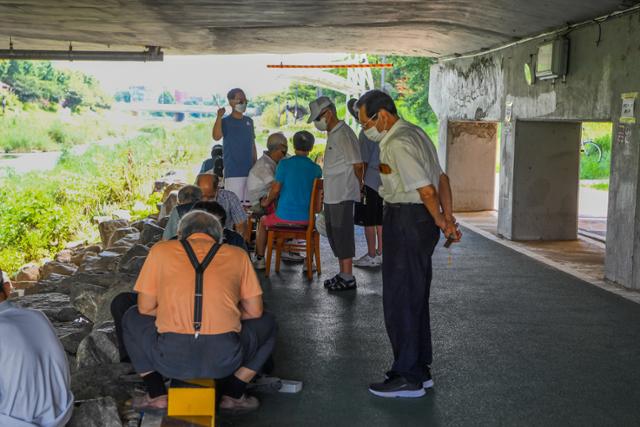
[443,121,497,211]
[429,11,640,289]
[498,121,581,240]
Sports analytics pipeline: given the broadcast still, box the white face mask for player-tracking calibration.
[314,117,328,132]
[234,103,247,113]
[364,116,388,142]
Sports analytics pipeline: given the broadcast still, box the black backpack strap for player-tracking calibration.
[180,239,223,338]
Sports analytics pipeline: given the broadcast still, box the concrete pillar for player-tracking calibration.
[605,120,640,289]
[498,120,581,240]
[439,120,498,211]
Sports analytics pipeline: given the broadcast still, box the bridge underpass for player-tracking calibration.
[2,1,640,426]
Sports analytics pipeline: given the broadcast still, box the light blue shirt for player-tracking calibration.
[358,130,382,191]
[222,115,256,178]
[0,301,74,427]
[275,155,323,221]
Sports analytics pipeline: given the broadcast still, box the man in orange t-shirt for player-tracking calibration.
[122,210,276,413]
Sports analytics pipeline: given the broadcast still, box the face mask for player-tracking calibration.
[364,116,388,142]
[314,117,328,132]
[234,103,247,113]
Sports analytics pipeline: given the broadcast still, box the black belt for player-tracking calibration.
[180,239,223,339]
[385,202,423,207]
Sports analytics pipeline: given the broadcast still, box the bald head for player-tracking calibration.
[196,173,218,201]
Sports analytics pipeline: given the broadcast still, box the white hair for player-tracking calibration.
[178,210,223,241]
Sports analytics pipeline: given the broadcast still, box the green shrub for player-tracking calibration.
[0,122,211,275]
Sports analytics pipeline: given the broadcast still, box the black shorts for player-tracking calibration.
[354,185,383,227]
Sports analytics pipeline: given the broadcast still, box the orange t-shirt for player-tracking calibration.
[134,233,263,335]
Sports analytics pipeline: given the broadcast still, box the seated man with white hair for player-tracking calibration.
[122,211,276,413]
[247,132,288,213]
[0,268,74,427]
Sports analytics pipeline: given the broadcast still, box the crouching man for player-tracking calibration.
[0,268,74,426]
[122,211,276,413]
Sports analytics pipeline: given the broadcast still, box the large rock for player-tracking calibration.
[55,249,74,264]
[71,283,107,321]
[79,251,122,273]
[112,209,131,221]
[107,227,139,248]
[162,182,186,202]
[158,190,179,219]
[71,363,137,405]
[118,244,149,269]
[15,292,83,324]
[12,281,38,293]
[140,221,164,246]
[15,262,40,282]
[68,397,122,427]
[76,324,120,369]
[98,219,129,247]
[60,328,92,355]
[40,261,78,280]
[93,275,136,326]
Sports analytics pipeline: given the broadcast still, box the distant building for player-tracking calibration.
[129,85,150,103]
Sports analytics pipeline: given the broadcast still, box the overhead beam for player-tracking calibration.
[0,46,163,62]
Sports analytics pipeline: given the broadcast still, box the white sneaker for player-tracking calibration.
[375,253,383,264]
[354,254,381,268]
[253,256,266,270]
[281,252,305,262]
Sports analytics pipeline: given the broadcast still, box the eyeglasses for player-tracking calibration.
[360,113,378,129]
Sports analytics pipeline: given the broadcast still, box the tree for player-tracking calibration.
[114,91,131,103]
[158,90,175,104]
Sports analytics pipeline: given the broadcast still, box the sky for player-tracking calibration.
[53,53,349,99]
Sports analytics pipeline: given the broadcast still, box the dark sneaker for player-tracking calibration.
[368,376,426,398]
[423,366,434,389]
[327,276,357,292]
[385,367,434,389]
[323,274,340,289]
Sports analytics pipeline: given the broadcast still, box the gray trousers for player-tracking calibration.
[122,309,277,380]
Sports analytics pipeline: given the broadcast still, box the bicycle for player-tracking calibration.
[581,139,603,162]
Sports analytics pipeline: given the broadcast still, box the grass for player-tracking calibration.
[0,122,211,275]
[580,133,611,180]
[588,183,609,191]
[0,110,121,153]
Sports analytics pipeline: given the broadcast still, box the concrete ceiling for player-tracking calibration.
[0,0,638,57]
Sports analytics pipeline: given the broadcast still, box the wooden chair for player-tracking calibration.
[265,178,323,280]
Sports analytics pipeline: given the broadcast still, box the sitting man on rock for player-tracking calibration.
[196,173,248,239]
[111,201,248,364]
[253,131,323,269]
[0,268,74,427]
[121,211,276,413]
[162,185,203,240]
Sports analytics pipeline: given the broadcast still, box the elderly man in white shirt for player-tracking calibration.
[309,96,364,292]
[0,268,74,427]
[355,90,461,399]
[247,132,289,212]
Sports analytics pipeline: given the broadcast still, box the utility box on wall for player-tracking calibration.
[535,38,569,80]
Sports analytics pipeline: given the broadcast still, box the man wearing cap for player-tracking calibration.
[253,131,323,269]
[356,90,461,399]
[309,96,364,291]
[213,88,257,204]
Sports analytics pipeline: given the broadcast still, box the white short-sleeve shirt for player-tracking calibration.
[378,119,443,204]
[323,121,362,204]
[246,153,277,205]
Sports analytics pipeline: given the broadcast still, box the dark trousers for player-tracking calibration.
[110,292,137,362]
[382,203,440,384]
[122,307,277,380]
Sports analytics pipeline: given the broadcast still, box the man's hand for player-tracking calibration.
[443,220,462,243]
[217,107,226,117]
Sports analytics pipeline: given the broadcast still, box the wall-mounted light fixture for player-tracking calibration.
[0,43,163,62]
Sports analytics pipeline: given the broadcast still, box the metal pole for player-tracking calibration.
[380,55,387,91]
[0,46,163,62]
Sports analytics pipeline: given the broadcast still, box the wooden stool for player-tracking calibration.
[167,379,216,427]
